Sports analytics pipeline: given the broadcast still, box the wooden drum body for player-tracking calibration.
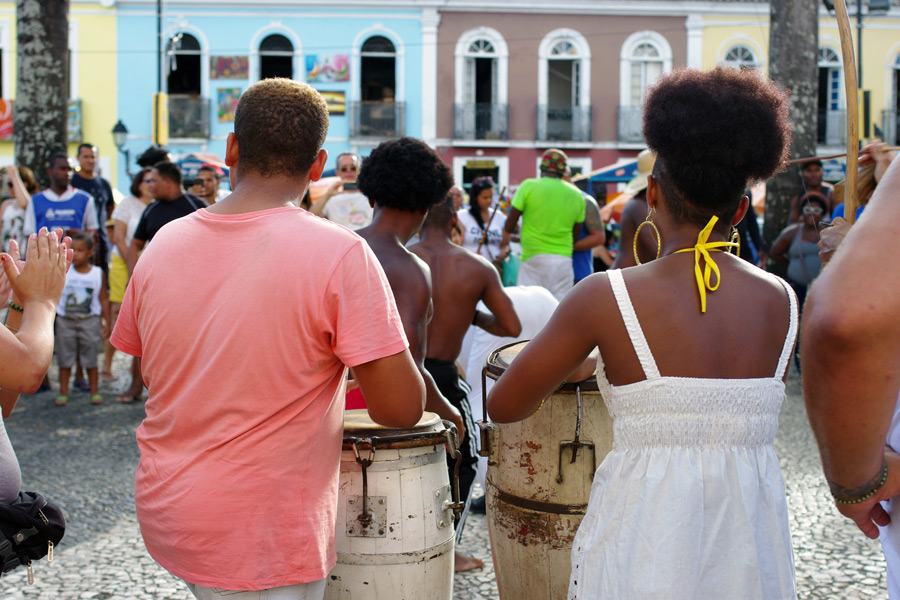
[479,342,613,600]
[325,410,460,600]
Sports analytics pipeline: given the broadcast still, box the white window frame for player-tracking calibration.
[249,24,303,83]
[538,28,591,110]
[452,155,509,194]
[818,45,844,111]
[619,31,672,108]
[352,27,405,105]
[719,37,764,71]
[454,27,508,107]
[0,19,10,99]
[162,25,210,99]
[69,20,79,100]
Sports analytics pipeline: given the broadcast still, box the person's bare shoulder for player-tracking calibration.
[382,244,432,302]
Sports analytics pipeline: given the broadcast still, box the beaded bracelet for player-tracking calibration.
[831,460,889,505]
[7,300,23,313]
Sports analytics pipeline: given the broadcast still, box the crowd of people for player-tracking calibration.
[1,68,899,600]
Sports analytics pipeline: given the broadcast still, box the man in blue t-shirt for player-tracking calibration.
[72,143,115,271]
[23,152,99,247]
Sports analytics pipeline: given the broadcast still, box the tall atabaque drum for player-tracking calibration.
[478,341,613,600]
[325,410,463,600]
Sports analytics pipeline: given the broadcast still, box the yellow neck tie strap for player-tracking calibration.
[674,216,739,313]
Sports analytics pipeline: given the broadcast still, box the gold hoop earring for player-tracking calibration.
[633,208,662,265]
[729,227,741,256]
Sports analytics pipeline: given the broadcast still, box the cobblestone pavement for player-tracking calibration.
[0,352,889,599]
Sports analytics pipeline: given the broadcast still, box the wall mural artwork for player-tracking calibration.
[211,56,249,79]
[305,55,350,82]
[217,88,241,122]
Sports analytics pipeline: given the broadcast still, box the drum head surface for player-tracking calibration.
[485,340,600,392]
[343,409,442,435]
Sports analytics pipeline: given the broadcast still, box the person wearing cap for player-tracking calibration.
[787,158,832,224]
[612,149,657,269]
[503,148,585,301]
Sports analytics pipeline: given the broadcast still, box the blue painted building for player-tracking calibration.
[114,1,440,185]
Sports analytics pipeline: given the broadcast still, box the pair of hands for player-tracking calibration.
[0,228,73,309]
[836,449,900,539]
[818,142,895,266]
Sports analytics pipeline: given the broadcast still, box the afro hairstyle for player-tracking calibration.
[643,67,791,226]
[357,137,454,214]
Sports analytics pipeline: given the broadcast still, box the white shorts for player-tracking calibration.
[517,254,574,303]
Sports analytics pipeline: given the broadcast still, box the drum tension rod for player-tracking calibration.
[441,421,466,517]
[557,385,596,484]
[351,438,376,529]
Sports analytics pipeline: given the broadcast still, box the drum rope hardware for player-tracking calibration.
[556,385,596,484]
[349,438,376,530]
[344,421,466,532]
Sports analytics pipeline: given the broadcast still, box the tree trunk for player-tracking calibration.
[765,0,819,269]
[15,0,68,190]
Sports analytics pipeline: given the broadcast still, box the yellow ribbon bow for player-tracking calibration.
[675,216,739,313]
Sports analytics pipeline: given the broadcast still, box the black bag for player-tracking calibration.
[0,491,65,582]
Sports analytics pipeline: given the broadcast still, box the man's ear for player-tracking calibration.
[309,149,328,182]
[224,132,238,167]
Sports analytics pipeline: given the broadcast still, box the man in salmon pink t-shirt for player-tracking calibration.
[111,79,425,600]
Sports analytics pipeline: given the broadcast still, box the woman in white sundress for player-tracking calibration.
[487,67,797,600]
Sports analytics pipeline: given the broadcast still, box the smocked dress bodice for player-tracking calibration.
[568,268,798,600]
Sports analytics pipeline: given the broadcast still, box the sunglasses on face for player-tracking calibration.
[339,165,358,172]
[803,206,824,215]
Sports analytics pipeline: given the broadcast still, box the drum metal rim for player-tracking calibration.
[341,430,450,451]
[485,340,600,392]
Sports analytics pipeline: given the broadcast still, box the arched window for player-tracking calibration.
[166,32,208,138]
[354,35,400,137]
[361,36,396,102]
[818,46,844,145]
[723,45,760,70]
[167,33,201,95]
[259,34,293,80]
[538,29,591,141]
[618,31,672,143]
[454,27,509,139]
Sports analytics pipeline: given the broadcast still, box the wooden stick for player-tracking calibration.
[832,0,859,223]
[476,186,506,257]
[785,147,900,166]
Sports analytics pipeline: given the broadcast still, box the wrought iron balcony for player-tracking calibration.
[453,103,509,140]
[350,101,405,138]
[536,105,592,142]
[617,106,643,144]
[168,94,210,139]
[817,109,846,146]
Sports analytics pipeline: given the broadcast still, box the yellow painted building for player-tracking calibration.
[0,1,119,188]
[698,4,900,149]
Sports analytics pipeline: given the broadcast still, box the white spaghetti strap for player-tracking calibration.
[607,270,661,380]
[774,276,799,379]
